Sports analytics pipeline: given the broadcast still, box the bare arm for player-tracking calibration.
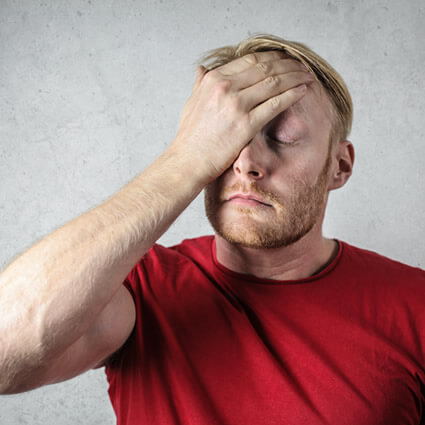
[0,51,313,394]
[0,150,204,394]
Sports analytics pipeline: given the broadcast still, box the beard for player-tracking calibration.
[204,152,331,249]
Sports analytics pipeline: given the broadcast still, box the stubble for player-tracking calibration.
[204,152,332,249]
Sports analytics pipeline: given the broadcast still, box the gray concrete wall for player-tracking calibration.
[1,0,424,423]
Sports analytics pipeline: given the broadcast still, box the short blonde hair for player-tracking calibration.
[199,33,352,144]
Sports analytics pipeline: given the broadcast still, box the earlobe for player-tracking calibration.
[328,141,355,191]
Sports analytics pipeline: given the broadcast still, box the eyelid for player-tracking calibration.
[268,136,297,146]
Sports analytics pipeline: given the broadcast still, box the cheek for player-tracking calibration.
[271,157,324,193]
[209,167,238,193]
[291,141,330,175]
[204,178,224,204]
[273,154,312,179]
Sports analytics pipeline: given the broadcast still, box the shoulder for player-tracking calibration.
[340,241,425,285]
[169,234,215,256]
[126,235,215,283]
[146,235,214,265]
[123,235,222,317]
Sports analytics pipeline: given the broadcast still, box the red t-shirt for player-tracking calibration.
[105,236,425,424]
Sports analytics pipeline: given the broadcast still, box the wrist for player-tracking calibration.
[160,141,217,189]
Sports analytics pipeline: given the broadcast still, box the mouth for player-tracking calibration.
[226,193,272,207]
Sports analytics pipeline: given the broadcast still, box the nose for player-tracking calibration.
[232,134,268,180]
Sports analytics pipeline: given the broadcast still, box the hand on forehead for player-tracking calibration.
[265,77,333,139]
[217,50,306,76]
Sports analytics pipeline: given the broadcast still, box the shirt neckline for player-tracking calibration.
[210,237,344,285]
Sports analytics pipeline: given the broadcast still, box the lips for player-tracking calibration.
[226,193,272,207]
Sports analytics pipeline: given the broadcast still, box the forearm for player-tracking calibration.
[0,52,312,392]
[0,147,205,389]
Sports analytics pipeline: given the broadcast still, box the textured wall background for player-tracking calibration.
[1,0,424,423]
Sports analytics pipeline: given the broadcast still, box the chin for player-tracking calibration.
[204,172,329,250]
[216,227,313,250]
[211,211,314,250]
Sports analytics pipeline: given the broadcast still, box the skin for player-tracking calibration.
[207,79,355,280]
[0,51,353,394]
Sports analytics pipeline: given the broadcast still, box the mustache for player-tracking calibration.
[220,182,284,206]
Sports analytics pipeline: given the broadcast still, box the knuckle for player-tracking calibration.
[205,69,233,86]
[264,75,279,87]
[203,69,219,84]
[243,53,259,65]
[211,78,232,96]
[256,61,271,75]
[269,96,281,111]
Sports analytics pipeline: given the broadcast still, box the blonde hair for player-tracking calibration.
[199,33,353,143]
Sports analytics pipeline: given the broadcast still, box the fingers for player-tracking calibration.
[248,84,308,132]
[242,70,314,110]
[217,50,287,75]
[212,53,313,133]
[230,57,308,91]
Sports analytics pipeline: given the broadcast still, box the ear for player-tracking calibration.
[328,140,355,191]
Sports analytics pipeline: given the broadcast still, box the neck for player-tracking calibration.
[214,226,338,281]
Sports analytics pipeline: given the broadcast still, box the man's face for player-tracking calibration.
[204,80,335,249]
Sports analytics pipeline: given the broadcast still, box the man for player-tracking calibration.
[0,34,424,424]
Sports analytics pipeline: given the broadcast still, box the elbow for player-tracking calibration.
[0,372,44,395]
[0,383,16,396]
[0,373,19,395]
[0,357,46,395]
[0,350,20,394]
[0,366,21,395]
